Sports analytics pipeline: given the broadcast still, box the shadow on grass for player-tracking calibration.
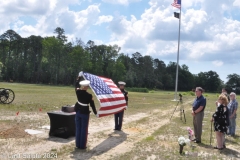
[232,135,240,139]
[197,142,214,149]
[47,136,75,143]
[70,131,128,160]
[219,148,240,158]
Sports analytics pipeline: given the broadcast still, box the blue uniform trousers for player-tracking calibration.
[75,111,89,149]
[114,110,124,130]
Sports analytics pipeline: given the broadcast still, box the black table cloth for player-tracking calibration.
[47,111,76,139]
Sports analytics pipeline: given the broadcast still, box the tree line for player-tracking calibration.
[0,28,239,93]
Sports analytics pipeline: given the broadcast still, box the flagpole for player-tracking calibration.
[173,3,181,101]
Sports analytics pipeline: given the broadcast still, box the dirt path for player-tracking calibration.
[67,109,170,160]
[0,100,192,160]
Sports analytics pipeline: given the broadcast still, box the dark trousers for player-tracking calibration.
[75,111,89,149]
[114,110,124,130]
[193,111,204,141]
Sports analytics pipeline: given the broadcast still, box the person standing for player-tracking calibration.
[75,72,84,91]
[192,87,206,143]
[114,81,128,131]
[212,94,229,150]
[74,80,97,149]
[227,92,238,136]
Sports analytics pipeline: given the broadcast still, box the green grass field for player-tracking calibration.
[0,82,239,160]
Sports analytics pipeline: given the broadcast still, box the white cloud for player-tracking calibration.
[103,0,240,65]
[212,60,224,67]
[102,0,141,6]
[8,4,101,38]
[95,15,113,25]
[0,0,240,67]
[233,0,240,7]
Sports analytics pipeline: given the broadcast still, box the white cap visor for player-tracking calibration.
[79,80,90,86]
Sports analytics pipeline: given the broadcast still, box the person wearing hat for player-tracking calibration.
[74,80,97,149]
[191,87,206,143]
[114,81,128,131]
[75,72,84,91]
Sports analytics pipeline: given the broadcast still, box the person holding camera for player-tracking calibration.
[192,87,206,143]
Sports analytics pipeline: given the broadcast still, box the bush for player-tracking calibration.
[180,91,195,96]
[126,87,149,93]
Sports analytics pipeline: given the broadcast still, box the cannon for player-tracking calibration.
[0,88,15,104]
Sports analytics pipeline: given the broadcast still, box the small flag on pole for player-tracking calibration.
[174,12,180,19]
[80,71,127,118]
[171,0,181,9]
[16,111,19,116]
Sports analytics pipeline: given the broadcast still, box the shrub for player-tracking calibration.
[180,91,195,96]
[189,91,195,96]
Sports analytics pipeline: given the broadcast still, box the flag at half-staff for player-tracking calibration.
[79,71,127,118]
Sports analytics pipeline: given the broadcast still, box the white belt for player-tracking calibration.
[78,101,88,106]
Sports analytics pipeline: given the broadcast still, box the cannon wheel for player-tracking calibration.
[0,89,15,104]
[0,88,5,103]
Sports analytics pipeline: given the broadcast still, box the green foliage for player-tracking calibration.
[0,28,237,92]
[127,87,149,93]
[181,91,194,96]
[144,136,154,141]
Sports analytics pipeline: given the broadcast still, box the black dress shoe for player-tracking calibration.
[194,140,201,143]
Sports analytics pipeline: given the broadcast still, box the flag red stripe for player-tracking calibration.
[99,76,111,80]
[112,91,122,94]
[107,85,118,88]
[99,97,125,103]
[99,103,127,111]
[98,109,125,117]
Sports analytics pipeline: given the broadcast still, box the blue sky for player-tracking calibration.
[0,0,240,83]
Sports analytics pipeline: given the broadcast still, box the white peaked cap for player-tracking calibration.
[118,81,126,85]
[79,80,90,86]
[78,71,83,77]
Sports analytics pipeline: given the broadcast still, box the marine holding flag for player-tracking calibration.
[114,81,128,131]
[74,80,97,149]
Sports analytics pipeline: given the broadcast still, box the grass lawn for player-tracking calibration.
[0,82,239,160]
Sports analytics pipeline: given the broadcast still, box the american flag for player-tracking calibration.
[81,72,127,117]
[171,0,181,9]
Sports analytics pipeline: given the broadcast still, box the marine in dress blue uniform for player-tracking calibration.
[74,80,97,149]
[75,72,84,91]
[114,81,128,131]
